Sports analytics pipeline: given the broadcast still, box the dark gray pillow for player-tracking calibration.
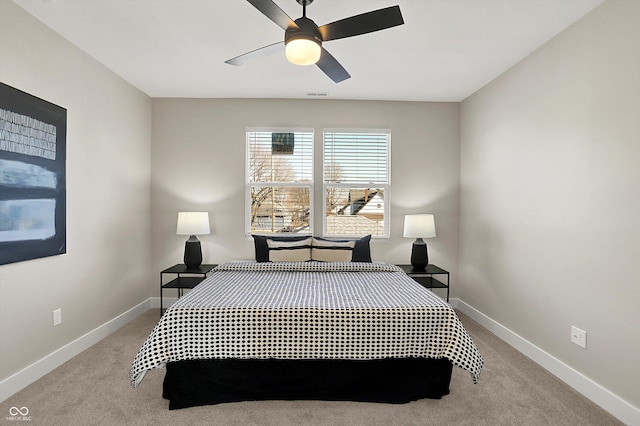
[351,235,372,262]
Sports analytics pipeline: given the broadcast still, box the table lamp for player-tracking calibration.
[176,212,210,268]
[403,214,436,270]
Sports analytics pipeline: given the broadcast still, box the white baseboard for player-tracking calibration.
[452,298,640,426]
[0,299,151,403]
[150,296,177,309]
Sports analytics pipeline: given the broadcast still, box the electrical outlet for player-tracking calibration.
[53,308,62,327]
[571,326,586,348]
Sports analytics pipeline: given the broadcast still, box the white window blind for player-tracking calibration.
[248,131,313,183]
[323,130,390,238]
[246,129,313,235]
[324,131,389,183]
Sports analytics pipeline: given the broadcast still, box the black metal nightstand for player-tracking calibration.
[160,264,217,315]
[397,264,450,302]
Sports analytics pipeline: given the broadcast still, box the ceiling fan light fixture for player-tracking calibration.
[285,36,321,66]
[228,1,404,82]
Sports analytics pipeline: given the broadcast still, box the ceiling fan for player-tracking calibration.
[225,0,404,83]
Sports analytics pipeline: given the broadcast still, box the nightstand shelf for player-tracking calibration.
[397,264,450,302]
[160,264,217,315]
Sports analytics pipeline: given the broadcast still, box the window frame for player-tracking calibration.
[322,128,391,239]
[245,127,314,236]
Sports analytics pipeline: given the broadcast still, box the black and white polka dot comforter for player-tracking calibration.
[130,261,483,387]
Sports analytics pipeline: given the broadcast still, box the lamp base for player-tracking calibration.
[184,236,203,269]
[410,238,428,270]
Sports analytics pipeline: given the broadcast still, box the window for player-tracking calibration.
[323,129,390,238]
[246,128,391,238]
[246,129,313,235]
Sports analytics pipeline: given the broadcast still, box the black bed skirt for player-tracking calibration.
[163,358,453,410]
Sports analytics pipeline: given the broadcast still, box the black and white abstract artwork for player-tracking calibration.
[0,82,66,265]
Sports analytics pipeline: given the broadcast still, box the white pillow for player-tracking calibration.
[267,237,312,262]
[311,238,355,262]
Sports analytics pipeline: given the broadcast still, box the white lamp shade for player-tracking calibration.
[403,214,436,238]
[285,38,321,66]
[177,212,210,236]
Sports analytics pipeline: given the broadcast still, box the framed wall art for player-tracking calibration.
[0,82,67,265]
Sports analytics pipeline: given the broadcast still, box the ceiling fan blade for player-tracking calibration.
[225,41,283,66]
[247,0,298,31]
[316,48,350,83]
[318,5,404,41]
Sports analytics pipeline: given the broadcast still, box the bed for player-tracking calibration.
[130,260,483,409]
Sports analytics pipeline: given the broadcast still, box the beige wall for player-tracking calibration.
[150,98,460,295]
[460,0,640,409]
[0,2,152,384]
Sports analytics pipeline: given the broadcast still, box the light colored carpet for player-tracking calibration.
[1,309,622,425]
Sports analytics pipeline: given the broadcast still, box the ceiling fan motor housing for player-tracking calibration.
[285,16,322,47]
